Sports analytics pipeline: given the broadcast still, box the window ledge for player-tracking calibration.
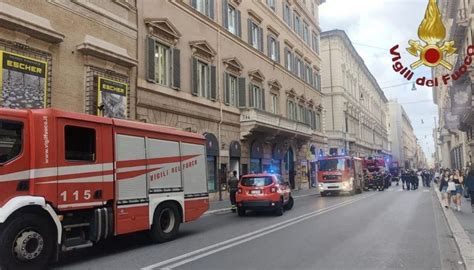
[0,2,65,43]
[76,35,137,67]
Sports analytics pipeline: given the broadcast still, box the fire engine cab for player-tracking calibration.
[317,156,364,196]
[0,108,209,269]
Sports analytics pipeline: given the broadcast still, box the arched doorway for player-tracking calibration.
[229,141,241,177]
[250,140,263,173]
[204,133,219,192]
[285,147,295,189]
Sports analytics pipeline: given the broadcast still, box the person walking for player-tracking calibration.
[464,169,474,213]
[452,169,464,211]
[228,171,239,212]
[439,170,451,209]
[401,169,407,190]
[411,170,418,190]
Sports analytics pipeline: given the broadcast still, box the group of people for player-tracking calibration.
[400,169,433,190]
[437,168,474,213]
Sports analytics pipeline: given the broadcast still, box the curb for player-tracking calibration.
[203,192,320,216]
[434,187,474,270]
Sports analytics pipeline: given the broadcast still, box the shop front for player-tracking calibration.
[204,133,219,193]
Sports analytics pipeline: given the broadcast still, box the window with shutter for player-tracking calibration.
[155,42,170,86]
[268,35,278,61]
[270,93,278,114]
[224,73,238,106]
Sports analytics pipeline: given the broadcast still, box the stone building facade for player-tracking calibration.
[0,0,138,118]
[433,0,473,170]
[136,0,327,199]
[320,30,390,158]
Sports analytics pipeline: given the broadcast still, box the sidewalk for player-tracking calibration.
[205,188,320,214]
[453,197,474,244]
[434,185,474,269]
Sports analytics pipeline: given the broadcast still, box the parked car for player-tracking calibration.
[236,173,294,216]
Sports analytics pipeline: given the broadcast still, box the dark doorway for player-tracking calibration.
[285,147,295,189]
[310,145,317,188]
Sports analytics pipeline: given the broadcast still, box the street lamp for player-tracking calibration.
[411,82,417,91]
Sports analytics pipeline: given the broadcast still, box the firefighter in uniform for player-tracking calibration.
[228,171,239,212]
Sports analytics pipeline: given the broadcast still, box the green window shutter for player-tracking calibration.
[224,73,230,105]
[191,57,198,96]
[171,48,181,90]
[209,0,215,19]
[248,84,254,108]
[210,65,217,101]
[238,77,246,107]
[236,10,242,38]
[147,37,156,82]
[223,0,229,29]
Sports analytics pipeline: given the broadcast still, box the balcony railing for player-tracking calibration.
[240,108,313,136]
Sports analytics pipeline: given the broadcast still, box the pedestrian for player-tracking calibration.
[228,171,239,212]
[452,169,464,211]
[464,169,474,213]
[418,170,424,188]
[411,170,418,190]
[401,169,408,190]
[434,170,440,184]
[440,170,451,209]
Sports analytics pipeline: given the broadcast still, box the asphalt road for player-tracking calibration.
[52,186,464,270]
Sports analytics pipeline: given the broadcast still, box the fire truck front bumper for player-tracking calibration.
[318,182,353,193]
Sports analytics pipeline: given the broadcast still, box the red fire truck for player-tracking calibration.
[317,156,364,196]
[363,157,390,191]
[0,108,209,269]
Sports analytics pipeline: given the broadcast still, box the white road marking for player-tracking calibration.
[141,193,377,270]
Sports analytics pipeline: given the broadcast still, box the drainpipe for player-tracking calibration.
[217,1,223,201]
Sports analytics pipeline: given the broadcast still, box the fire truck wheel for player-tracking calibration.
[150,202,181,243]
[284,196,294,210]
[0,214,55,270]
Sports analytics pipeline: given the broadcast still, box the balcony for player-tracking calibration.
[240,108,313,140]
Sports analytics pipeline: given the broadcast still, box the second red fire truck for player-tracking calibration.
[0,108,209,269]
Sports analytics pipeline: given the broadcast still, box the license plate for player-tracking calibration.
[250,190,261,194]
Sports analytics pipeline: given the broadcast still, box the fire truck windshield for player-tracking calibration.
[319,159,345,171]
[0,120,23,164]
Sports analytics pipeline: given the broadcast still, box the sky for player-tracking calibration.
[320,0,440,165]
